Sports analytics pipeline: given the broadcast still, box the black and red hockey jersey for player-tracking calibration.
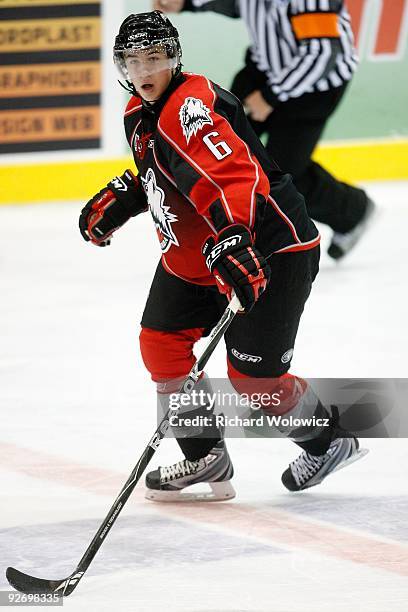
[124,72,319,285]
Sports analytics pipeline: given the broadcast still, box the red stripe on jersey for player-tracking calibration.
[274,234,321,254]
[267,195,301,244]
[242,140,260,229]
[203,74,217,106]
[152,143,176,184]
[124,96,142,117]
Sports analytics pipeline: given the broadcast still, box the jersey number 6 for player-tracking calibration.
[203,131,232,161]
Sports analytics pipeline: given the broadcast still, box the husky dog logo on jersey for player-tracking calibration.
[179,97,213,144]
[141,168,179,253]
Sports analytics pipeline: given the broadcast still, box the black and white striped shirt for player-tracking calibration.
[184,0,358,104]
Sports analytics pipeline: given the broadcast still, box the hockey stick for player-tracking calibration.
[6,294,242,597]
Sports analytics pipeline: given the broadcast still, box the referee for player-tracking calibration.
[153,0,374,259]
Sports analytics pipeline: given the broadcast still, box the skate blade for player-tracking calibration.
[301,448,369,491]
[331,447,369,475]
[145,480,236,503]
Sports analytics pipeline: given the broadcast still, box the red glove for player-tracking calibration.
[203,224,271,312]
[79,169,147,246]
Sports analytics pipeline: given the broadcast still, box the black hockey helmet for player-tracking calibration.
[113,11,182,93]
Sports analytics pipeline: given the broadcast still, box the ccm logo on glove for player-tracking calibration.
[204,234,242,269]
[110,176,129,192]
[203,224,271,312]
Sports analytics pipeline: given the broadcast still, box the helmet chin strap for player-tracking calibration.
[118,79,136,95]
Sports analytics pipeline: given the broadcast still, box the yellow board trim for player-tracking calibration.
[313,140,408,183]
[0,140,407,205]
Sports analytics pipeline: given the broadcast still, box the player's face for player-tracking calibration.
[125,48,174,102]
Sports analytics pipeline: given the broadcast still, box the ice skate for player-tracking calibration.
[145,438,235,502]
[282,437,369,492]
[328,197,376,260]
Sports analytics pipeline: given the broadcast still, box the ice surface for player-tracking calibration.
[0,182,407,611]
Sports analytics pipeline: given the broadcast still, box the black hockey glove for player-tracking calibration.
[203,224,271,312]
[79,169,147,246]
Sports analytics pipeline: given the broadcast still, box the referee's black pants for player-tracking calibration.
[248,83,368,234]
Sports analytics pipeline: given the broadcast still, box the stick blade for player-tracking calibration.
[6,567,67,595]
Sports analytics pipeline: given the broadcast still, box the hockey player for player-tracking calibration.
[79,11,366,501]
